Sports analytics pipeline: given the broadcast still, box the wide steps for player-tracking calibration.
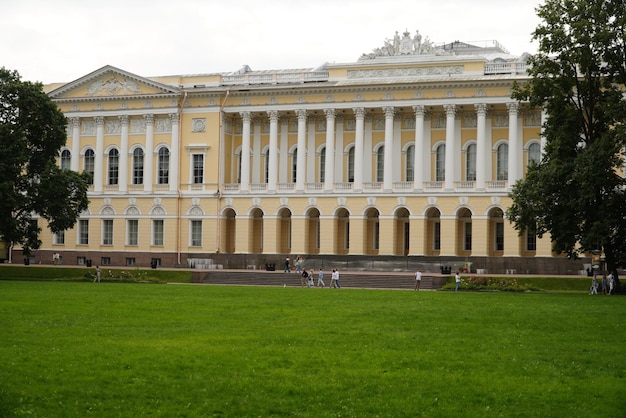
[194,270,445,290]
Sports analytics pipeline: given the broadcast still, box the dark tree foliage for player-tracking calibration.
[509,0,626,278]
[0,68,90,255]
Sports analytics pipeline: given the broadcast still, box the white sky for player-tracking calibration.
[2,0,543,85]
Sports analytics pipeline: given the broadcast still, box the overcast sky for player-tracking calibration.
[2,0,543,85]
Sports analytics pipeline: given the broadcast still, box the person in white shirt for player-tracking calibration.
[414,270,422,291]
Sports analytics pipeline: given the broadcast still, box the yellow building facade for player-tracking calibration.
[28,35,569,272]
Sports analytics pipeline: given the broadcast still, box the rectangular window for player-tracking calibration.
[79,220,89,245]
[77,256,86,265]
[53,230,65,245]
[193,154,204,184]
[434,221,441,251]
[344,222,350,250]
[126,258,136,266]
[102,219,113,245]
[464,222,472,251]
[526,231,537,251]
[495,222,504,251]
[153,220,164,246]
[127,219,138,246]
[191,220,202,247]
[101,257,111,266]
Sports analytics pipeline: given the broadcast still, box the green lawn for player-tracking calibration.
[0,281,624,417]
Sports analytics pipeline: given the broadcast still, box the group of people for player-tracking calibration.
[300,268,341,288]
[284,255,304,273]
[589,272,616,295]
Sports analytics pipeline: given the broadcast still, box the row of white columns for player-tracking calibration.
[69,114,180,193]
[238,103,529,192]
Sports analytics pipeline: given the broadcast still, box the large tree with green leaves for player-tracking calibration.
[508,0,626,278]
[0,68,90,259]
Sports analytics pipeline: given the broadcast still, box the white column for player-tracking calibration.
[71,117,80,171]
[475,104,487,190]
[94,116,104,192]
[412,105,425,191]
[324,109,335,191]
[507,102,520,187]
[295,109,307,191]
[119,115,129,192]
[169,113,179,192]
[267,110,279,192]
[444,104,456,190]
[306,115,316,183]
[240,111,251,192]
[279,117,288,184]
[252,118,261,184]
[335,115,344,183]
[353,107,365,191]
[383,106,395,191]
[144,114,154,192]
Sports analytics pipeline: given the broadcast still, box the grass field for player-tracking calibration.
[1,281,624,417]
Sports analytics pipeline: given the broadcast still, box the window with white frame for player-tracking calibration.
[320,147,326,183]
[528,142,541,166]
[132,148,144,185]
[79,220,89,245]
[406,145,414,182]
[376,147,384,182]
[347,147,354,182]
[191,220,202,247]
[292,149,297,183]
[466,143,476,181]
[153,219,164,246]
[433,221,441,251]
[127,219,138,246]
[53,230,65,245]
[193,154,204,184]
[435,144,445,182]
[108,149,119,185]
[496,143,508,181]
[102,219,113,245]
[158,147,169,184]
[84,149,95,185]
[60,150,71,170]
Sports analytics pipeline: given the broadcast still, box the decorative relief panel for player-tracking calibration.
[126,206,140,215]
[101,206,115,215]
[428,196,437,205]
[463,113,477,128]
[87,76,141,96]
[151,206,166,216]
[403,115,415,130]
[493,112,509,128]
[317,118,327,132]
[154,197,162,205]
[81,120,96,136]
[524,110,541,126]
[347,65,464,79]
[373,116,385,130]
[130,118,146,134]
[344,117,356,131]
[192,118,206,133]
[367,197,376,205]
[432,113,446,129]
[105,119,121,135]
[155,117,172,133]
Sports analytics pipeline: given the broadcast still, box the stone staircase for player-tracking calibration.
[193,269,448,290]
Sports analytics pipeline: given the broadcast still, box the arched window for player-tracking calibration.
[376,146,384,182]
[133,148,144,185]
[406,145,414,182]
[320,147,326,183]
[158,147,169,185]
[108,149,119,185]
[84,149,94,185]
[497,143,508,181]
[60,150,71,170]
[528,142,541,165]
[347,147,355,182]
[435,144,445,182]
[466,143,476,181]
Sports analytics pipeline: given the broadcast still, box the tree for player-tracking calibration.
[508,0,626,282]
[0,68,90,259]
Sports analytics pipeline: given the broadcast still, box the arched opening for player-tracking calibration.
[457,208,472,256]
[425,207,441,256]
[305,208,321,254]
[250,208,264,253]
[365,207,380,255]
[395,207,410,255]
[277,208,292,253]
[335,208,350,255]
[222,208,236,253]
[488,207,504,256]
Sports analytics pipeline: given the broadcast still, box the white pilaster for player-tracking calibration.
[71,117,80,172]
[169,113,179,192]
[324,109,335,191]
[335,115,344,183]
[444,104,456,190]
[144,114,154,192]
[94,116,104,192]
[252,118,261,184]
[295,109,307,191]
[119,115,129,192]
[383,106,395,191]
[353,108,365,191]
[412,105,425,191]
[240,112,251,192]
[267,110,279,192]
[279,116,288,184]
[475,104,487,190]
[507,102,520,187]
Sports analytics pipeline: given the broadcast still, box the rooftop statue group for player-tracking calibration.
[359,29,438,60]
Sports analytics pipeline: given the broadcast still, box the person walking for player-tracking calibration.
[608,272,615,295]
[601,274,608,294]
[331,269,341,288]
[93,266,101,283]
[301,269,310,287]
[589,276,598,295]
[317,268,326,287]
[295,256,302,274]
[308,269,315,287]
[455,272,461,291]
[284,257,290,273]
[414,269,422,291]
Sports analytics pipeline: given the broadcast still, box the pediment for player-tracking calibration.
[49,65,179,99]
